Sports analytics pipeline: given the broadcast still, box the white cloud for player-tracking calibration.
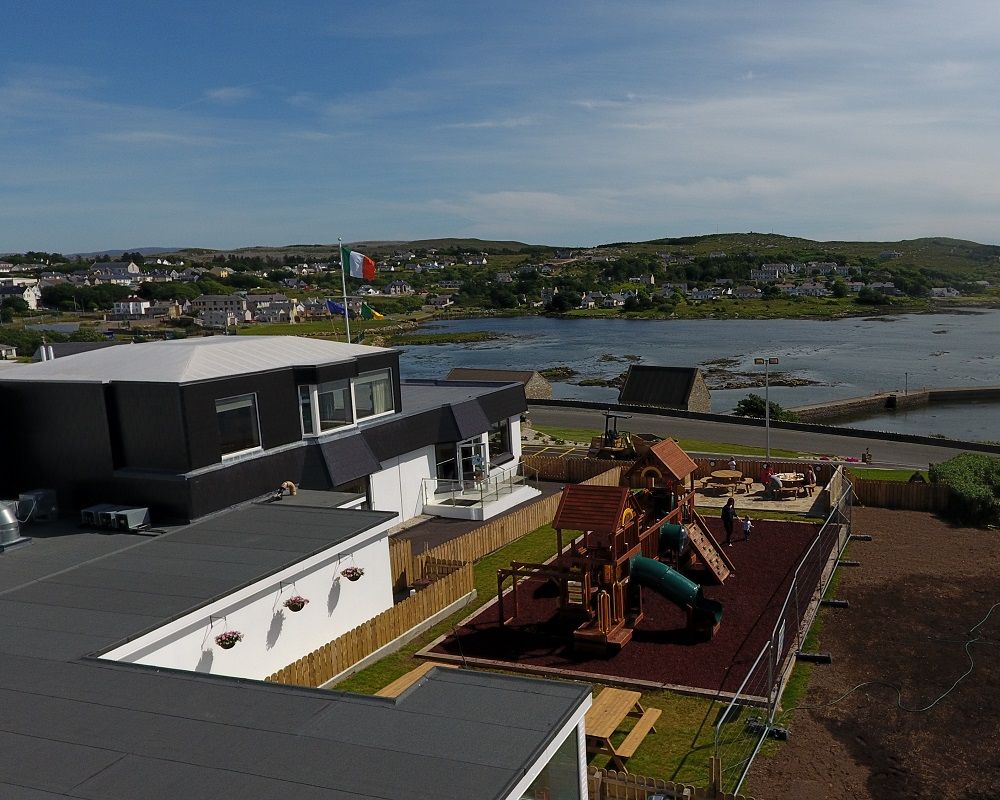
[203,86,255,103]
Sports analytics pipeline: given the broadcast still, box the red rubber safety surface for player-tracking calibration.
[431,518,821,693]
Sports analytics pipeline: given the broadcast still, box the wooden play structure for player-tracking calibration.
[498,439,735,654]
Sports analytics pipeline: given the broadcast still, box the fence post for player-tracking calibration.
[708,755,722,797]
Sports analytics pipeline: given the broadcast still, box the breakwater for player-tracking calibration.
[789,385,1000,422]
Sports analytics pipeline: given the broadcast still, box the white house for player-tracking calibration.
[112,296,151,317]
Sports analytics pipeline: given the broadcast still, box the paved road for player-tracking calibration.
[526,406,977,469]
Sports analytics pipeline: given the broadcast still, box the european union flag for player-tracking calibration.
[326,299,346,315]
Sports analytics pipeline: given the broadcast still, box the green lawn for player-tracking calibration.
[846,467,928,482]
[532,425,802,458]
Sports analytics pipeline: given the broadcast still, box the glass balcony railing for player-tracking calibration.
[422,465,531,509]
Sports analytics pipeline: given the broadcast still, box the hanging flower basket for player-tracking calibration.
[283,595,309,613]
[341,566,364,582]
[215,630,244,650]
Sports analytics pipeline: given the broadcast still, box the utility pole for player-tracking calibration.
[754,357,780,459]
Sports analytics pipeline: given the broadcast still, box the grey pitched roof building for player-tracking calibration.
[618,365,711,412]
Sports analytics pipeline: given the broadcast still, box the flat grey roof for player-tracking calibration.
[0,335,389,384]
[399,379,511,416]
[0,503,588,799]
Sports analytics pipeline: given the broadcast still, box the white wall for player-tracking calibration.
[369,444,435,522]
[102,520,395,680]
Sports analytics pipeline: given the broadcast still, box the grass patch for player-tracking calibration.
[388,330,496,346]
[847,467,928,482]
[532,426,802,458]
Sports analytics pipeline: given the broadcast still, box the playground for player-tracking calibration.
[427,439,826,695]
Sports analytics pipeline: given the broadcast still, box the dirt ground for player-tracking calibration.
[749,508,1000,800]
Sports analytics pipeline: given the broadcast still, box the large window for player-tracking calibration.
[317,379,352,431]
[216,394,261,457]
[520,729,581,800]
[353,369,394,419]
[488,417,512,466]
[299,380,354,436]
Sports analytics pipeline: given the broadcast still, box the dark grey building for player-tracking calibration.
[0,336,527,521]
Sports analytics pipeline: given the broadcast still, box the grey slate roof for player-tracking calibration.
[618,364,701,408]
[0,503,588,799]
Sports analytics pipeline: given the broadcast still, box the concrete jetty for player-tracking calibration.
[789,385,1000,422]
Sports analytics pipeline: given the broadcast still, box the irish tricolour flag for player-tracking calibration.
[341,246,376,281]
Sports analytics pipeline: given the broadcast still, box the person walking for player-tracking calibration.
[721,497,736,546]
[742,515,753,541]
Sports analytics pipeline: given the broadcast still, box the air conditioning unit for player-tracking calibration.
[19,489,57,522]
[81,504,122,527]
[110,507,151,532]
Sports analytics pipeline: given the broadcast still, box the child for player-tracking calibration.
[742,515,753,542]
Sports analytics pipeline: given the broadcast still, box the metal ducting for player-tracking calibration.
[0,502,22,545]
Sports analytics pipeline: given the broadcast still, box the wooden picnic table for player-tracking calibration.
[708,469,744,495]
[584,687,661,772]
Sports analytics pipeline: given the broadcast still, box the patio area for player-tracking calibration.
[694,480,826,515]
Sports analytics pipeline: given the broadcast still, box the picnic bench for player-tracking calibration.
[374,661,457,698]
[584,687,661,772]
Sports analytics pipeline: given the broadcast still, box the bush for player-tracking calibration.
[733,393,799,422]
[929,453,1000,526]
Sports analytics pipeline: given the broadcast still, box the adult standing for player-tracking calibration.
[721,497,736,546]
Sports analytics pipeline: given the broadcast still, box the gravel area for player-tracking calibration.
[749,508,1000,800]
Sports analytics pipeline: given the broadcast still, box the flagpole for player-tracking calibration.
[338,237,352,343]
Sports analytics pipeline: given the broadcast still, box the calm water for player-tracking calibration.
[398,311,1000,441]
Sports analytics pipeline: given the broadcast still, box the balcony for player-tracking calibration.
[421,466,542,521]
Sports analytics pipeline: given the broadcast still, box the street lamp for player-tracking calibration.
[754,357,780,459]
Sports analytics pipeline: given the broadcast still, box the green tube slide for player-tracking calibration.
[629,555,723,627]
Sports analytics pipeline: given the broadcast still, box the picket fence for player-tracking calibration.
[265,561,473,688]
[586,765,752,800]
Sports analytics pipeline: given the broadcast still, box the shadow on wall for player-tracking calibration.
[327,578,342,615]
[266,610,284,650]
[195,648,214,673]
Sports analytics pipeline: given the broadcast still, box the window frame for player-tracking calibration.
[215,392,263,460]
[351,368,395,422]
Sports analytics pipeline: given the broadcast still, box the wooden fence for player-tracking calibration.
[265,561,473,688]
[267,466,623,688]
[587,766,752,800]
[389,537,416,590]
[848,477,951,511]
[411,465,625,571]
[523,454,631,483]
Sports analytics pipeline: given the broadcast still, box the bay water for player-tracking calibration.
[397,310,1000,442]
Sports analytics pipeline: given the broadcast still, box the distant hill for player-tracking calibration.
[69,247,191,258]
[124,232,1000,279]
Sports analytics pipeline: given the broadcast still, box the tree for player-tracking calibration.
[831,279,849,298]
[733,393,799,422]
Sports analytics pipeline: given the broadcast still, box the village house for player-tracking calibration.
[0,282,42,309]
[112,295,151,318]
[385,279,413,295]
[930,287,961,297]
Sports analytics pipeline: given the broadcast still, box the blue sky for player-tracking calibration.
[3,1,1000,252]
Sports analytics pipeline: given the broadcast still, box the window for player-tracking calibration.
[299,385,314,435]
[488,418,512,466]
[317,379,352,431]
[353,369,394,419]
[216,394,261,457]
[520,729,581,800]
